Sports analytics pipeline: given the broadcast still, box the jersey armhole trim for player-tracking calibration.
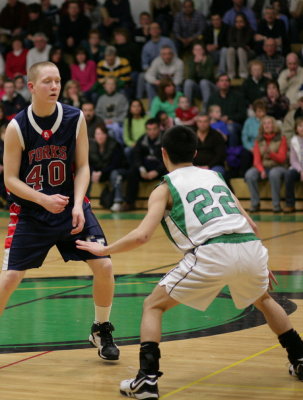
[76,111,84,139]
[11,119,25,150]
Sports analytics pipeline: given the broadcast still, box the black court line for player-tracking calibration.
[261,228,303,242]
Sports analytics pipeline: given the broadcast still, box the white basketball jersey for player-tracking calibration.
[162,166,254,252]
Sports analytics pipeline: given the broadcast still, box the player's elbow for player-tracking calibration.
[135,231,151,245]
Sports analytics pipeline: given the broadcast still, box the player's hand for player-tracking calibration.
[75,240,107,256]
[71,205,85,235]
[268,270,278,291]
[43,194,69,214]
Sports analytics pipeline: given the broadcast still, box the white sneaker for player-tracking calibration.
[110,202,122,212]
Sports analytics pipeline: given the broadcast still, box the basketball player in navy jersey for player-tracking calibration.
[0,61,119,361]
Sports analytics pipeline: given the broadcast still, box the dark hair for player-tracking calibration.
[94,122,108,135]
[157,78,176,102]
[295,117,303,133]
[126,99,146,141]
[145,118,159,127]
[49,46,63,62]
[266,79,280,93]
[162,126,198,164]
[74,46,89,64]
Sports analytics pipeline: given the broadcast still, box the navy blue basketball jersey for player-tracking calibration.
[8,102,84,225]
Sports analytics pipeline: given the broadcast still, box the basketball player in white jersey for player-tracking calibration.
[76,125,303,399]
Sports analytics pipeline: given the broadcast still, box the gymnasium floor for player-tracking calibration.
[0,210,303,400]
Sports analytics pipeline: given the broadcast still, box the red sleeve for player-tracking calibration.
[253,141,264,172]
[269,136,288,164]
[175,108,182,118]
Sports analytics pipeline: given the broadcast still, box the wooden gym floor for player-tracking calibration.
[0,210,303,400]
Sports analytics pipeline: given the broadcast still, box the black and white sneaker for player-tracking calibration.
[289,358,303,380]
[89,321,120,360]
[120,370,161,399]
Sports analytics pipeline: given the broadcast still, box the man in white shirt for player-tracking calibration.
[26,32,52,72]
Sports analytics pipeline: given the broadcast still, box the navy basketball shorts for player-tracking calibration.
[2,202,109,271]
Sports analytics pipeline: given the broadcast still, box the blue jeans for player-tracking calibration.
[183,79,216,111]
[244,166,287,208]
[285,168,301,207]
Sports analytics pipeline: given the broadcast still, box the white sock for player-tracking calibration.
[94,304,112,324]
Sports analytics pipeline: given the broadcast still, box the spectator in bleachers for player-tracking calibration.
[254,6,288,56]
[149,0,181,36]
[95,45,131,98]
[284,116,303,213]
[49,46,71,89]
[83,0,103,30]
[14,75,31,103]
[226,13,255,79]
[145,45,184,105]
[2,78,27,121]
[70,47,97,96]
[0,104,7,128]
[272,0,290,32]
[193,113,226,176]
[61,79,87,108]
[89,122,127,211]
[138,22,176,99]
[207,74,246,146]
[141,22,177,72]
[173,0,206,55]
[113,27,141,98]
[289,0,303,43]
[0,54,5,77]
[123,99,148,163]
[150,78,183,118]
[0,76,5,100]
[40,0,59,26]
[81,29,106,64]
[223,0,257,31]
[58,0,91,53]
[278,52,303,106]
[5,37,28,79]
[26,32,51,71]
[174,95,198,127]
[133,11,152,51]
[183,42,216,112]
[25,3,53,46]
[241,60,269,108]
[209,0,233,17]
[257,37,285,80]
[203,13,229,76]
[208,104,229,141]
[262,79,289,121]
[282,89,303,143]
[240,99,266,175]
[155,110,174,132]
[82,101,105,139]
[0,0,29,39]
[245,115,288,213]
[95,76,128,144]
[120,117,166,211]
[101,0,135,41]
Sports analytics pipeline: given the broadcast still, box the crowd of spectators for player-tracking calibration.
[1,0,303,212]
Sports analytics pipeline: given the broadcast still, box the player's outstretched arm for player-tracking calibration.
[71,115,90,234]
[76,183,169,255]
[4,122,69,213]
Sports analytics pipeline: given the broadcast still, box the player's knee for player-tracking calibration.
[0,270,23,292]
[253,291,271,310]
[94,258,113,278]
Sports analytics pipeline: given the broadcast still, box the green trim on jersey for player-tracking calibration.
[204,232,259,245]
[163,175,188,237]
[161,218,179,246]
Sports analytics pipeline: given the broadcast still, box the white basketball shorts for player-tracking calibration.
[159,240,269,311]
